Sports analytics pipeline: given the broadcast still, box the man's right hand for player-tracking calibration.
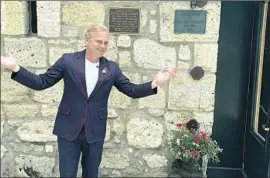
[1,56,20,72]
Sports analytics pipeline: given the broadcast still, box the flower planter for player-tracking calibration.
[168,119,222,177]
[169,155,208,177]
[169,159,202,177]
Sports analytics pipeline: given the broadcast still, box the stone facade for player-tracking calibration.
[1,1,221,177]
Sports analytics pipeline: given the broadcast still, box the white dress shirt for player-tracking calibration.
[85,58,99,97]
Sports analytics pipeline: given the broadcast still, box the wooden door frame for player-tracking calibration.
[243,1,270,177]
[208,2,265,177]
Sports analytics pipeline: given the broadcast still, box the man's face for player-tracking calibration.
[86,30,109,58]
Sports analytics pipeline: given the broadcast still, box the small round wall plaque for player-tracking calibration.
[189,66,204,80]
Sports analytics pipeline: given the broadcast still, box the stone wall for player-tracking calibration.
[1,1,221,177]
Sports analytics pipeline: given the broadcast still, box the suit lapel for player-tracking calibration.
[88,57,108,100]
[75,50,87,99]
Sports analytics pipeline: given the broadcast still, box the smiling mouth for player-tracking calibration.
[97,49,105,53]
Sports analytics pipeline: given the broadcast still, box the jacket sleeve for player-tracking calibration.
[11,54,65,91]
[113,64,157,99]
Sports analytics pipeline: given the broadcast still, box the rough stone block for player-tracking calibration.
[143,154,168,168]
[140,9,148,32]
[119,51,132,68]
[32,76,63,104]
[194,43,218,72]
[178,61,191,70]
[7,119,23,127]
[134,38,176,69]
[105,122,110,142]
[45,145,53,153]
[100,151,130,169]
[150,10,156,15]
[147,109,165,117]
[15,155,55,177]
[49,46,76,65]
[139,75,166,109]
[150,20,157,33]
[168,72,216,110]
[139,87,166,109]
[1,151,15,177]
[4,38,47,67]
[41,104,58,117]
[108,88,131,109]
[117,35,131,48]
[9,142,44,153]
[4,104,39,118]
[1,145,7,159]
[123,72,141,84]
[112,117,125,136]
[168,72,200,110]
[62,2,105,26]
[160,1,221,42]
[1,71,29,102]
[37,2,61,37]
[178,44,191,61]
[48,39,78,45]
[108,108,118,119]
[108,72,139,109]
[17,120,56,142]
[62,25,79,37]
[104,35,118,61]
[198,74,216,111]
[1,1,29,35]
[127,117,163,148]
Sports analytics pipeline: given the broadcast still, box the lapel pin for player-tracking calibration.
[102,68,108,74]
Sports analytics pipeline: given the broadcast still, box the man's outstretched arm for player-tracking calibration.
[114,64,178,99]
[1,55,65,90]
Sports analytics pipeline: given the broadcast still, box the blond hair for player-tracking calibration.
[85,24,108,40]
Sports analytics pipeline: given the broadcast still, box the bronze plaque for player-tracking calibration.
[174,10,207,34]
[109,8,140,34]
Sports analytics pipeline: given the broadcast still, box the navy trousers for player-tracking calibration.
[57,126,104,178]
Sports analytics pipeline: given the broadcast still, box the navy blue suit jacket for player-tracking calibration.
[11,50,157,143]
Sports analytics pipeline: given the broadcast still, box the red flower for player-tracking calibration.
[201,131,207,137]
[200,131,211,139]
[191,149,200,160]
[176,123,187,128]
[191,149,199,154]
[194,136,201,142]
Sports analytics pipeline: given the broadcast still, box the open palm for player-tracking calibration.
[1,56,17,70]
[154,67,178,85]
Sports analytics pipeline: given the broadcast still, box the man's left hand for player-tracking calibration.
[151,67,178,89]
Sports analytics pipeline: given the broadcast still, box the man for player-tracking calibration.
[1,24,178,177]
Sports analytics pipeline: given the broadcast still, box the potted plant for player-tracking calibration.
[168,119,222,177]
